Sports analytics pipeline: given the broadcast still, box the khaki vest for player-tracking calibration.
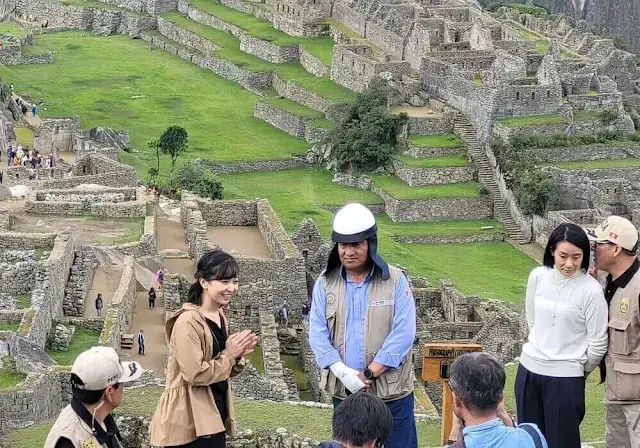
[321,265,414,401]
[605,271,640,404]
[44,404,117,448]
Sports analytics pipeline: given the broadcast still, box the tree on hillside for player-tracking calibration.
[147,138,161,172]
[159,126,189,175]
[327,79,407,174]
[177,160,224,200]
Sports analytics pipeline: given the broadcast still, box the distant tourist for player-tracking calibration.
[319,392,393,448]
[516,223,608,448]
[444,353,548,448]
[155,269,164,290]
[150,250,258,448]
[32,103,37,117]
[302,302,310,323]
[309,203,417,448]
[43,346,142,448]
[279,300,288,327]
[148,287,156,308]
[585,216,640,447]
[137,329,145,355]
[95,293,103,317]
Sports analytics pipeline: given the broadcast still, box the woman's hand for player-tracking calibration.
[241,335,258,357]
[226,330,258,359]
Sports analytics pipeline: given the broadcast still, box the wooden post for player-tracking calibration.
[421,342,483,446]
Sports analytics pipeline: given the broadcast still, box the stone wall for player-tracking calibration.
[203,158,307,175]
[272,74,332,113]
[33,117,80,155]
[181,194,216,263]
[392,159,473,186]
[403,145,465,158]
[34,172,137,191]
[20,232,74,349]
[299,321,330,403]
[197,198,258,226]
[98,256,136,353]
[35,187,137,203]
[389,232,504,244]
[112,213,157,257]
[254,101,307,139]
[47,323,75,352]
[523,143,640,163]
[62,246,96,317]
[239,34,299,64]
[162,272,191,316]
[300,49,329,77]
[406,114,455,135]
[25,199,148,218]
[0,310,24,325]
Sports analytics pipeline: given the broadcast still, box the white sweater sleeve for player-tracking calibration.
[583,284,609,373]
[525,269,540,332]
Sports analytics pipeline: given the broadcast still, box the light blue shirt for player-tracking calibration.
[309,266,416,371]
[445,419,548,448]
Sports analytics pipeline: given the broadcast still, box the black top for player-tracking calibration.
[149,290,156,299]
[600,258,640,383]
[206,316,229,422]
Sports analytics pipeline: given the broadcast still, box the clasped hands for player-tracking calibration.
[329,362,373,393]
[226,329,258,359]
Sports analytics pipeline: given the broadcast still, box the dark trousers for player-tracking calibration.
[149,299,155,308]
[172,433,226,448]
[515,363,585,448]
[333,392,418,448]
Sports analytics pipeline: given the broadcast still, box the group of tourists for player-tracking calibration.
[3,145,52,169]
[42,203,640,448]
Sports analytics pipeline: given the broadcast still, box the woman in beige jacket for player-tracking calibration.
[150,250,258,447]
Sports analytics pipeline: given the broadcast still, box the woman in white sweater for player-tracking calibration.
[515,223,608,448]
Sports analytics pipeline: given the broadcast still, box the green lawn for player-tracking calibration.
[244,344,265,374]
[186,0,335,66]
[15,127,34,147]
[263,96,325,119]
[395,154,468,168]
[17,294,31,309]
[92,218,144,246]
[498,114,567,127]
[407,133,464,148]
[370,174,481,199]
[0,22,28,37]
[503,364,605,443]
[535,40,549,54]
[46,327,101,366]
[21,45,49,55]
[281,353,310,392]
[0,356,26,391]
[380,216,505,237]
[161,13,353,103]
[553,158,640,170]
[0,323,19,332]
[0,31,310,171]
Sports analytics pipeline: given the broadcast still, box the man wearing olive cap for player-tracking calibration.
[309,203,417,448]
[587,216,640,447]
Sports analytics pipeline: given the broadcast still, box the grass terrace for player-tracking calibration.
[394,154,468,168]
[46,327,101,366]
[0,22,28,37]
[407,133,464,148]
[187,0,335,65]
[324,17,383,55]
[0,323,19,332]
[380,216,505,237]
[262,96,333,128]
[0,356,26,391]
[370,174,481,199]
[14,127,34,147]
[0,31,311,172]
[553,158,640,170]
[161,12,354,103]
[498,113,566,127]
[21,45,49,55]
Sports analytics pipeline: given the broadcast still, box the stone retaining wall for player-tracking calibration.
[62,246,96,317]
[403,146,465,158]
[25,200,148,218]
[392,159,473,186]
[98,256,136,353]
[181,194,217,263]
[203,158,307,174]
[47,323,75,352]
[34,172,138,190]
[524,143,640,163]
[56,317,103,332]
[239,34,299,63]
[389,232,504,244]
[0,232,56,250]
[112,213,157,257]
[254,101,307,139]
[272,74,332,113]
[35,187,137,203]
[407,115,455,135]
[299,49,329,77]
[0,261,39,295]
[21,232,75,349]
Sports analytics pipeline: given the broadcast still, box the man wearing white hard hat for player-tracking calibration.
[44,346,143,448]
[309,203,418,448]
[587,216,640,447]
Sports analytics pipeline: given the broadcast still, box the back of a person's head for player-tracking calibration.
[332,392,393,447]
[449,352,505,416]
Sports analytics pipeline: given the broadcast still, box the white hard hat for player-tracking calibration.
[332,203,377,243]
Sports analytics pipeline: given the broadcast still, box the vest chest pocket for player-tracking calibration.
[612,360,640,401]
[609,319,631,356]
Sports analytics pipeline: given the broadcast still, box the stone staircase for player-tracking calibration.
[453,116,530,244]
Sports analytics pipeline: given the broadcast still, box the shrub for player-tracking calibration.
[506,3,547,18]
[632,132,640,142]
[176,160,224,200]
[327,79,407,174]
[514,167,558,216]
[598,109,619,126]
[510,131,623,150]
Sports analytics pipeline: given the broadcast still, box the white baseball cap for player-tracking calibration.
[71,346,143,390]
[585,216,639,252]
[332,203,377,243]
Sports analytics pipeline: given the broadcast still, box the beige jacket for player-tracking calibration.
[149,303,245,446]
[44,405,106,448]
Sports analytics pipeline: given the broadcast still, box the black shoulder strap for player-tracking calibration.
[518,423,544,448]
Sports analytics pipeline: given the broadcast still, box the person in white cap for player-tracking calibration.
[587,215,640,447]
[309,203,417,448]
[44,346,143,448]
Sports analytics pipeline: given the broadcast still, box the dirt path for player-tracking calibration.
[12,94,41,127]
[207,226,273,260]
[123,291,167,377]
[84,263,123,318]
[157,218,189,252]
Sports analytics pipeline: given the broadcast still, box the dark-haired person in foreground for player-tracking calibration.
[150,249,258,448]
[445,353,548,448]
[319,392,393,448]
[44,346,143,448]
[516,223,608,448]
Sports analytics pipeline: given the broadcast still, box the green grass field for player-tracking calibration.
[498,114,567,127]
[161,12,353,103]
[0,31,310,171]
[0,22,28,37]
[395,154,468,168]
[0,323,19,332]
[14,127,34,147]
[370,174,481,199]
[407,133,464,148]
[46,327,101,366]
[0,356,26,391]
[262,96,325,119]
[187,0,335,65]
[553,158,640,170]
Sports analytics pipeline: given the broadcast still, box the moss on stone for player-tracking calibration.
[17,308,35,336]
